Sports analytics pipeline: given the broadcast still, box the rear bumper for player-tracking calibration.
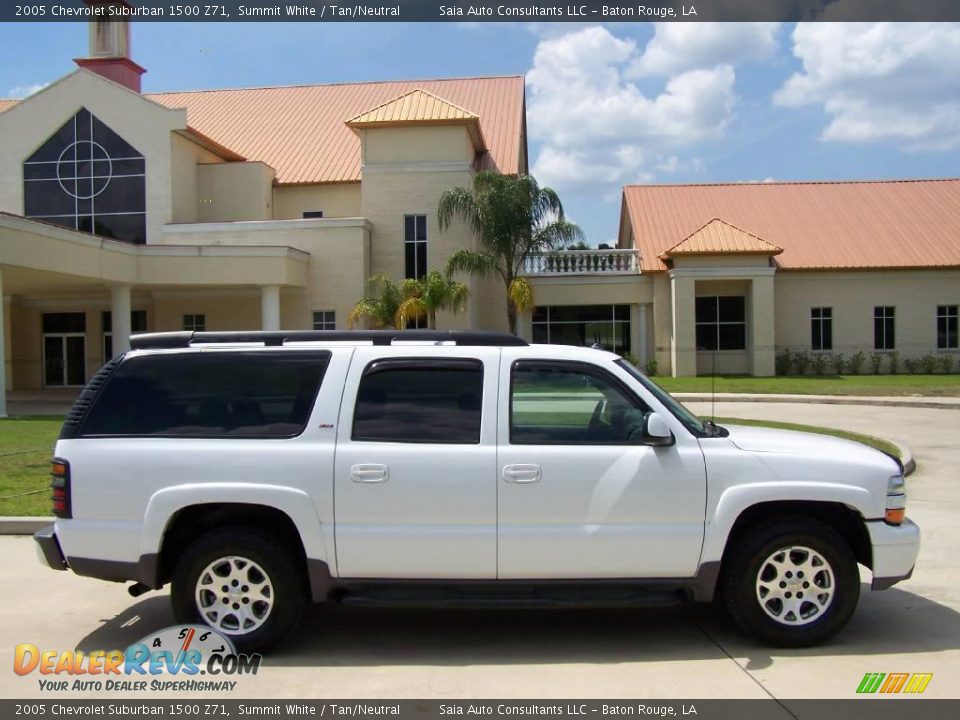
[34,525,68,571]
[868,518,920,590]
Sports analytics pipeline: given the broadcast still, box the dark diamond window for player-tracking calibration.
[23,108,146,244]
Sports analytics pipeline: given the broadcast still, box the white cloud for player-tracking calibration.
[775,23,960,149]
[629,22,780,77]
[7,82,48,99]
[526,26,737,191]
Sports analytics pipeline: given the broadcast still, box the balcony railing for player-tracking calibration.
[522,249,640,276]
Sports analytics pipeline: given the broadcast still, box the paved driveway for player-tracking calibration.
[1,402,957,703]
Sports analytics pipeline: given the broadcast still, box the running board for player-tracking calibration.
[334,583,688,609]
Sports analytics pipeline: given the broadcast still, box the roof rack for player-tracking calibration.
[129,330,529,350]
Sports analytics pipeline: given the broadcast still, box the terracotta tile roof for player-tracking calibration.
[0,99,18,113]
[661,218,782,259]
[623,179,960,271]
[147,76,525,185]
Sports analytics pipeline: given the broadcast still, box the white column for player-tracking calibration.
[0,268,6,418]
[111,285,132,357]
[260,286,281,331]
[634,303,649,364]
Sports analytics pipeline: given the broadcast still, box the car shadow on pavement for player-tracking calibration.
[76,584,959,666]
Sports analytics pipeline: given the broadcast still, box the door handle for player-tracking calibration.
[350,464,389,483]
[502,464,541,483]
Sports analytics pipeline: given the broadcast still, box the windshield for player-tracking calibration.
[614,359,706,436]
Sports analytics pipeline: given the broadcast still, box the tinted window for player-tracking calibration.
[511,362,648,445]
[352,360,483,444]
[79,352,328,438]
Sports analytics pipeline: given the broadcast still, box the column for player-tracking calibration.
[751,274,776,377]
[0,268,6,418]
[260,286,281,331]
[630,304,649,365]
[669,273,698,377]
[111,285,132,357]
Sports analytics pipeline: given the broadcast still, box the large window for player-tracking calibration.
[352,359,483,444]
[874,306,895,350]
[531,305,631,354]
[937,305,958,350]
[811,307,833,351]
[695,296,746,351]
[79,352,328,438]
[23,108,146,244]
[510,362,648,445]
[404,214,427,280]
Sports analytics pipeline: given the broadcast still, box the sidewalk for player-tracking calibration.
[674,392,960,409]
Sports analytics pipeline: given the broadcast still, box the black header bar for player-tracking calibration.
[5,1,960,22]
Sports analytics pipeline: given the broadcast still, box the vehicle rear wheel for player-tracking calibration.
[722,517,860,647]
[170,527,306,653]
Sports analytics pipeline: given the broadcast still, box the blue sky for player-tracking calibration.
[2,21,959,245]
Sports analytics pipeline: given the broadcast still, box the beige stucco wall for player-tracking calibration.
[775,270,960,362]
[171,133,223,223]
[197,162,275,222]
[360,125,475,166]
[273,183,361,219]
[161,219,370,332]
[0,70,187,243]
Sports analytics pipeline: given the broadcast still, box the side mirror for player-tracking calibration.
[641,412,675,447]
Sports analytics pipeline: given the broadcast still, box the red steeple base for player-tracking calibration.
[74,56,146,93]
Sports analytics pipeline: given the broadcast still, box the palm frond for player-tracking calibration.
[508,277,534,312]
[395,297,428,330]
[445,249,500,280]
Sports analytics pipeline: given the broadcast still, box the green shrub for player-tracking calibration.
[848,351,866,375]
[869,352,884,374]
[811,353,828,375]
[621,352,640,367]
[775,349,793,376]
[920,354,938,375]
[829,353,847,375]
[792,350,811,375]
[889,351,901,375]
[937,354,954,374]
[643,358,659,376]
[902,356,919,374]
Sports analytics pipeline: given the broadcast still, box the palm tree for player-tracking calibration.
[396,270,470,330]
[438,171,583,335]
[348,274,405,329]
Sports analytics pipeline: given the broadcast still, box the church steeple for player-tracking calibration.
[74,1,145,93]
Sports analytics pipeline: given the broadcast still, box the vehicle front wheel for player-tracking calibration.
[170,527,306,653]
[722,517,860,647]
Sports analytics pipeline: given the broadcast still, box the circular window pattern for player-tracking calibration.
[57,140,113,200]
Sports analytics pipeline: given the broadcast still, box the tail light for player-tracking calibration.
[50,459,71,519]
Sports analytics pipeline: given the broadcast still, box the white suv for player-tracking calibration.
[35,330,920,651]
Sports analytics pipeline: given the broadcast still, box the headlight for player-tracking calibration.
[885,474,906,525]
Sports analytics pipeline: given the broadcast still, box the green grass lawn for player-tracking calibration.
[653,373,960,397]
[0,412,901,517]
[0,417,62,516]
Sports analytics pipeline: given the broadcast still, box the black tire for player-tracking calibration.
[170,527,307,653]
[721,517,860,647]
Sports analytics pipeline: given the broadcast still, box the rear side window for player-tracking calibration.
[352,359,483,444]
[79,351,329,438]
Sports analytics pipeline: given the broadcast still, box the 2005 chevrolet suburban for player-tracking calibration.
[34,330,920,651]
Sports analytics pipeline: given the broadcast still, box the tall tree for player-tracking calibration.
[438,171,583,335]
[396,271,470,330]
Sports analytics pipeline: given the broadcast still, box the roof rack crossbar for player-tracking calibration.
[129,330,528,350]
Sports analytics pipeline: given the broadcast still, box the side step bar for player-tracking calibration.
[334,584,688,609]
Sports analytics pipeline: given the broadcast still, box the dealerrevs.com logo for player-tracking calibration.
[13,625,261,692]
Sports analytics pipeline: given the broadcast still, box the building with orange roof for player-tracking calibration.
[1,13,959,410]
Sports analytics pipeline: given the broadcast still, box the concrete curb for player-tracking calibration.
[673,392,960,409]
[0,516,51,535]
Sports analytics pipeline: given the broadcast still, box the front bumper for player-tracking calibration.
[867,518,920,590]
[34,524,68,571]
